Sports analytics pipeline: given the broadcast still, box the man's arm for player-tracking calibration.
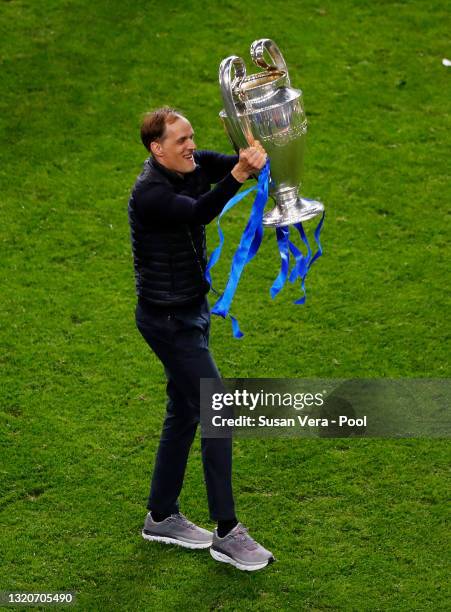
[134,172,243,226]
[194,150,238,184]
[134,145,267,226]
[196,141,267,184]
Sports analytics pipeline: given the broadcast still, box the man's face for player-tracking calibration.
[152,116,197,174]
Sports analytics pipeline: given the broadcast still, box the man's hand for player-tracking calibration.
[231,140,267,183]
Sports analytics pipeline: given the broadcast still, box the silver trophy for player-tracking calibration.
[219,39,324,227]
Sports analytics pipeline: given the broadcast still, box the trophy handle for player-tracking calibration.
[219,55,254,146]
[250,38,291,86]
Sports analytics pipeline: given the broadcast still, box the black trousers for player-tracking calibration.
[136,297,235,522]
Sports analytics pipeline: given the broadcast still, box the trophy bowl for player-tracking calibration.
[219,39,324,227]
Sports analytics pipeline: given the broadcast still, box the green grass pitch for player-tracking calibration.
[1,0,449,609]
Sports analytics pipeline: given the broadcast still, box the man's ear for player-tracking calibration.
[150,141,163,158]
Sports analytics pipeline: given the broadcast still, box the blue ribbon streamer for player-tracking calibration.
[307,209,325,268]
[270,210,325,305]
[270,226,290,299]
[206,160,270,337]
[205,183,257,288]
[206,161,325,338]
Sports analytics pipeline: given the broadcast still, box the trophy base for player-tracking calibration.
[262,198,325,228]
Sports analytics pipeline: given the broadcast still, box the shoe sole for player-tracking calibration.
[142,530,212,550]
[210,547,273,571]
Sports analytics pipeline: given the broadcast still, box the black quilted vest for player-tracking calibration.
[128,157,211,307]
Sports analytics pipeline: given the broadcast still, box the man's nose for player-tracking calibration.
[187,138,196,150]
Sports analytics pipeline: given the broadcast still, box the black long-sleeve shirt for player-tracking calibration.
[128,150,241,306]
[132,150,240,226]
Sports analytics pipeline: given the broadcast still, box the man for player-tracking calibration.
[128,107,275,571]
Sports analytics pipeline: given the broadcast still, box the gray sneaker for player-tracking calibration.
[210,523,275,571]
[142,512,213,549]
